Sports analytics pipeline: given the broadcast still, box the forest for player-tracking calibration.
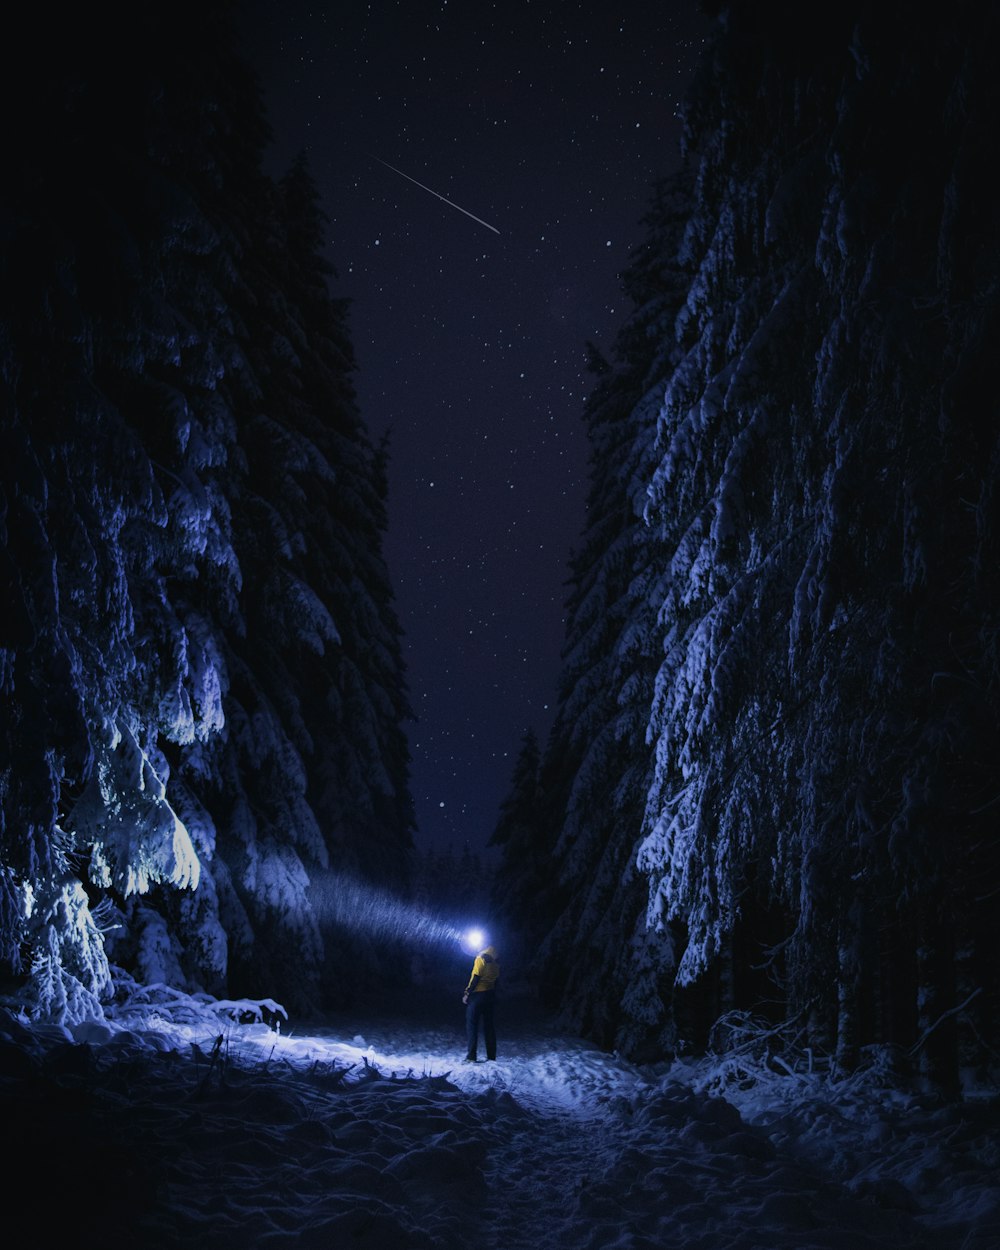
[3,0,998,1101]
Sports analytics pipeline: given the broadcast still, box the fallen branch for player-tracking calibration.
[908,988,982,1057]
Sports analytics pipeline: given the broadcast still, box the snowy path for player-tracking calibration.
[2,992,998,1248]
[285,991,997,1250]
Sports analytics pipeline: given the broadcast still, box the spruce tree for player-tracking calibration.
[639,0,1000,1085]
[528,175,693,1056]
[488,728,545,978]
[0,0,417,1024]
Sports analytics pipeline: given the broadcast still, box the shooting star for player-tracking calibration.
[373,156,500,236]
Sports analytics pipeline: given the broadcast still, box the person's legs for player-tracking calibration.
[483,992,496,1060]
[465,995,481,1060]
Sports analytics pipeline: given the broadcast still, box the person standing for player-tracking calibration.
[462,943,499,1061]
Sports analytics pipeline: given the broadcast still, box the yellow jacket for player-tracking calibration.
[465,946,500,994]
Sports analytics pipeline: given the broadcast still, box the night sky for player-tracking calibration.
[238,1,711,855]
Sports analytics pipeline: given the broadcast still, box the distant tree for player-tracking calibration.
[488,728,548,977]
[406,841,489,992]
[270,161,415,897]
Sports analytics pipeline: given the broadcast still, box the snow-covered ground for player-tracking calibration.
[1,986,997,1249]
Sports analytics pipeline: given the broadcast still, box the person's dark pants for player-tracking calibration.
[466,989,496,1060]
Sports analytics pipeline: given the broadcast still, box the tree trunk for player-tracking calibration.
[836,901,862,1073]
[915,906,959,1097]
[953,900,985,1093]
[717,929,736,1019]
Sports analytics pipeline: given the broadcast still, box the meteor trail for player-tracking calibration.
[373,156,500,235]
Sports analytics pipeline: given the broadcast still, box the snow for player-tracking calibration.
[2,984,997,1249]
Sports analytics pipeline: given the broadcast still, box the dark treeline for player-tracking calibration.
[3,0,999,1101]
[491,0,1000,1094]
[1,1,414,1020]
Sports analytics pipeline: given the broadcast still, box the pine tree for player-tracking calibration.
[0,0,252,1020]
[215,156,415,1009]
[638,0,1000,1086]
[528,175,693,1057]
[488,729,546,978]
[0,0,417,1024]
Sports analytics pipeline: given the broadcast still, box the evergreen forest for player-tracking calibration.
[489,0,1000,1094]
[2,0,998,1098]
